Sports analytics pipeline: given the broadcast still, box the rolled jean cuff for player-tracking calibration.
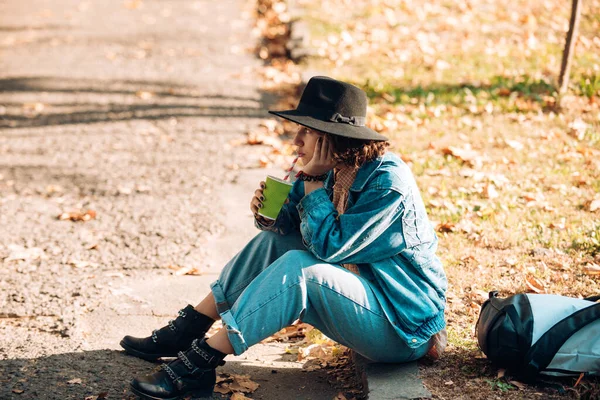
[210,280,249,355]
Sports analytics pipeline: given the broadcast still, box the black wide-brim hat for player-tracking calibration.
[268,76,388,141]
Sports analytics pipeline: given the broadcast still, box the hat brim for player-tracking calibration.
[268,109,388,141]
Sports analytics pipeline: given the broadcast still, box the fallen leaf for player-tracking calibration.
[84,393,108,400]
[135,90,153,99]
[68,259,99,269]
[213,386,230,394]
[259,155,272,168]
[67,378,82,385]
[4,245,45,262]
[436,222,456,233]
[589,199,600,212]
[497,368,506,378]
[12,389,24,394]
[333,392,348,400]
[509,380,527,390]
[525,276,545,293]
[215,373,259,395]
[504,257,518,266]
[58,209,96,222]
[441,146,482,166]
[582,263,600,276]
[549,218,566,230]
[505,140,524,151]
[228,374,259,393]
[568,118,588,140]
[22,102,45,113]
[231,393,252,400]
[483,183,499,199]
[298,343,328,361]
[168,265,203,276]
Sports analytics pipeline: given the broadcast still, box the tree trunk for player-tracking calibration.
[559,0,582,94]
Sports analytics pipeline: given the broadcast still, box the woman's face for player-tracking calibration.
[293,126,326,165]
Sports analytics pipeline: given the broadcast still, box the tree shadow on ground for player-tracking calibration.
[0,163,105,197]
[0,349,336,400]
[0,76,278,129]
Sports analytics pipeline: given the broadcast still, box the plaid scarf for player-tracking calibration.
[332,166,359,275]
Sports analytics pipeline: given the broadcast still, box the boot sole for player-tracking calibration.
[130,383,213,400]
[120,340,177,361]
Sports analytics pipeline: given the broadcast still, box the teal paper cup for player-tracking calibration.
[258,175,293,220]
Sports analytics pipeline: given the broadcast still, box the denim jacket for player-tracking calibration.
[257,152,447,348]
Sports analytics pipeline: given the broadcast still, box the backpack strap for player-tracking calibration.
[519,302,600,381]
[584,295,600,302]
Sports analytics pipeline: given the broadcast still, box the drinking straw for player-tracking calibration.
[283,155,299,181]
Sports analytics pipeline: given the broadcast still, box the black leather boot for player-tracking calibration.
[120,305,215,361]
[130,338,226,400]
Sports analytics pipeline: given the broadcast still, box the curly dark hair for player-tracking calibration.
[327,133,389,169]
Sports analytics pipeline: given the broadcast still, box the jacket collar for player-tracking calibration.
[323,153,387,192]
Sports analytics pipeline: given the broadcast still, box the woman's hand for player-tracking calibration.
[302,135,337,176]
[250,181,266,216]
[250,181,274,225]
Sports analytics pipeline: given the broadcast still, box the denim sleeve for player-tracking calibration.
[297,185,407,264]
[255,179,303,235]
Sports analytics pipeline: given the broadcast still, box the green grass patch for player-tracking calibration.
[578,74,600,99]
[361,75,557,111]
[485,379,517,392]
[570,223,600,256]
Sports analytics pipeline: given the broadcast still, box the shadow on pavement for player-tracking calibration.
[0,76,278,129]
[0,349,335,400]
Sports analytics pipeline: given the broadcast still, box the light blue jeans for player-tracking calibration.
[210,231,430,363]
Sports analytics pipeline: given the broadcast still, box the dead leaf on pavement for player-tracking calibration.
[231,393,252,400]
[68,259,99,269]
[67,378,82,385]
[215,373,259,395]
[135,90,153,99]
[12,389,24,394]
[58,209,96,222]
[22,102,45,113]
[4,245,45,262]
[259,155,272,168]
[229,374,260,393]
[333,392,348,400]
[84,392,108,400]
[167,265,203,276]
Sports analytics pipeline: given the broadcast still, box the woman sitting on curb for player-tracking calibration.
[121,76,448,400]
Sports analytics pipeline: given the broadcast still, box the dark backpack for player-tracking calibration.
[476,291,600,381]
